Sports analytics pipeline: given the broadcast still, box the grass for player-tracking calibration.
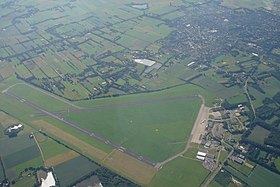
[191,75,240,99]
[39,139,69,160]
[149,157,209,187]
[13,176,36,187]
[104,150,157,185]
[274,157,280,171]
[247,125,270,144]
[221,0,268,10]
[15,157,43,175]
[184,147,199,158]
[0,163,4,182]
[228,160,253,176]
[54,156,100,187]
[0,135,36,157]
[247,165,280,187]
[2,145,40,168]
[45,151,79,167]
[225,164,280,187]
[9,83,74,112]
[64,95,201,162]
[32,120,109,161]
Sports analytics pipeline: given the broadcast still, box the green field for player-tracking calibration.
[65,92,201,162]
[0,135,43,181]
[248,125,270,144]
[0,163,4,182]
[9,83,74,112]
[39,139,70,160]
[55,156,100,187]
[149,157,209,187]
[225,164,280,187]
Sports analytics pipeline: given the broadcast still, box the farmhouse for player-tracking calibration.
[4,124,24,137]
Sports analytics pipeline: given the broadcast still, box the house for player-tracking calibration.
[4,124,24,137]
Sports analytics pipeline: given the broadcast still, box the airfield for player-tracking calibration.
[0,79,214,185]
[1,0,280,186]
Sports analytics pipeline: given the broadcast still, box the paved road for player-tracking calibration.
[201,143,234,187]
[3,91,157,167]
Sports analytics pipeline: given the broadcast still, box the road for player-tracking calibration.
[244,77,256,119]
[201,146,234,187]
[3,91,157,167]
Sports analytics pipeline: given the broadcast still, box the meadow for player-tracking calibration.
[54,156,100,187]
[65,93,201,162]
[149,157,209,187]
[248,125,270,144]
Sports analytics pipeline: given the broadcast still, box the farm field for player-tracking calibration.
[54,156,100,187]
[225,164,280,187]
[0,164,4,183]
[149,157,209,187]
[248,125,270,144]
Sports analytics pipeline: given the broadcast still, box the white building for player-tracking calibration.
[41,172,56,187]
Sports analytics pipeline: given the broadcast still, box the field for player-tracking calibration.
[104,150,157,186]
[227,160,253,176]
[1,0,279,186]
[225,164,280,187]
[3,81,211,162]
[221,0,271,10]
[0,135,43,181]
[32,120,109,161]
[0,163,4,183]
[54,156,100,187]
[149,157,209,187]
[248,125,270,144]
[9,83,75,112]
[64,92,201,162]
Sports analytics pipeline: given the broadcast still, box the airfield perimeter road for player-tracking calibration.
[2,90,157,167]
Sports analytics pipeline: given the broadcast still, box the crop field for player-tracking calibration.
[0,163,4,183]
[227,160,253,176]
[225,164,280,187]
[150,157,209,187]
[191,76,241,99]
[104,150,157,185]
[0,135,43,181]
[32,120,109,161]
[221,0,270,9]
[39,137,70,160]
[247,165,280,187]
[248,125,270,144]
[54,156,100,187]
